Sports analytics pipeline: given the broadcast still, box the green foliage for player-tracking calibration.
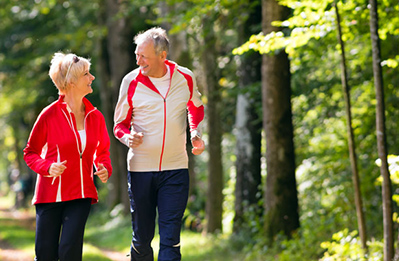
[0,0,102,184]
[233,0,336,56]
[320,229,383,261]
[230,0,399,258]
[2,0,399,259]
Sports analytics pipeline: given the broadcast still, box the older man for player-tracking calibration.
[114,27,205,261]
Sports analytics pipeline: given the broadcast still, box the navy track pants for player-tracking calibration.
[127,169,189,261]
[34,198,91,261]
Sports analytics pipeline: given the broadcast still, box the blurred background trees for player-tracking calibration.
[2,0,399,259]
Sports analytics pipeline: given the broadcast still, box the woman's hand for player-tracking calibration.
[49,160,67,178]
[95,163,109,183]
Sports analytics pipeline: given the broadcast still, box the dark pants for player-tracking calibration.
[128,169,189,261]
[34,198,92,261]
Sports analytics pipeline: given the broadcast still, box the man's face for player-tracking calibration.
[135,40,166,78]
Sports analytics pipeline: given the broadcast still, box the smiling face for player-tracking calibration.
[135,40,167,78]
[74,65,95,96]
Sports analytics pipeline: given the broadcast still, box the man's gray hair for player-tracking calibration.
[134,27,169,55]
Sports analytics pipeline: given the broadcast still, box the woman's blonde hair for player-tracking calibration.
[49,52,91,94]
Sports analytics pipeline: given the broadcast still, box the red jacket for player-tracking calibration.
[24,95,112,204]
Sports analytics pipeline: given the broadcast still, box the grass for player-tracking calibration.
[84,205,248,261]
[0,193,36,259]
[82,244,115,261]
[0,194,249,261]
[0,194,112,260]
[0,221,35,251]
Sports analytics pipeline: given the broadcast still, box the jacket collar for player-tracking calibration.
[136,60,176,94]
[138,59,176,80]
[57,95,96,115]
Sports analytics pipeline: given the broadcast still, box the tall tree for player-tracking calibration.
[201,18,224,233]
[98,0,135,211]
[334,0,367,250]
[233,0,263,234]
[262,0,299,242]
[369,0,394,259]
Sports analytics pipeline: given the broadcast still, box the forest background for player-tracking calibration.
[1,0,399,260]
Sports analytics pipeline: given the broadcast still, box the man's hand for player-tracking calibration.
[95,163,109,183]
[128,132,144,148]
[191,136,205,155]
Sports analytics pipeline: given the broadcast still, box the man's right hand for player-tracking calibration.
[128,132,144,148]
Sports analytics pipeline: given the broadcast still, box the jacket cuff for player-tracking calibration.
[190,129,201,139]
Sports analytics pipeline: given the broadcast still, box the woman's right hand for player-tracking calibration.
[48,160,67,177]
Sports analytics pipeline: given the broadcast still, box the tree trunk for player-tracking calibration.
[97,0,133,212]
[202,19,224,234]
[262,0,299,242]
[334,1,368,250]
[233,0,263,234]
[369,0,394,259]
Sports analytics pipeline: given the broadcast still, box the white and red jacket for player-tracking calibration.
[114,60,204,172]
[24,95,112,205]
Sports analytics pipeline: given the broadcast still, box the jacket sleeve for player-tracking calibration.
[23,111,53,176]
[113,75,133,147]
[95,113,113,177]
[187,74,204,138]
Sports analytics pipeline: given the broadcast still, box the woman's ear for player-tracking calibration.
[69,81,76,88]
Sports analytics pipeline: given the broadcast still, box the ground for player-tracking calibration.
[0,206,35,261]
[0,205,128,261]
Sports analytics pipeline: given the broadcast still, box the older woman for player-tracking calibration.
[23,52,112,261]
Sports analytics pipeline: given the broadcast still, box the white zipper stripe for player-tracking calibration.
[55,145,62,202]
[61,109,82,153]
[80,157,84,198]
[60,105,96,199]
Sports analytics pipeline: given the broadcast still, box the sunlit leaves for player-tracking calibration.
[375,155,399,186]
[233,0,337,56]
[231,0,381,58]
[382,56,399,68]
[232,32,286,55]
[320,229,383,260]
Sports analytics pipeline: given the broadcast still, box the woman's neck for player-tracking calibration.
[64,94,85,114]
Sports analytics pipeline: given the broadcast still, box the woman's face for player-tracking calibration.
[74,66,95,96]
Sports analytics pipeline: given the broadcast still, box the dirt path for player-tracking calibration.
[0,207,35,261]
[0,206,128,261]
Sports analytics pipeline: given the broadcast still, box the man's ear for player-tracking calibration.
[161,50,167,60]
